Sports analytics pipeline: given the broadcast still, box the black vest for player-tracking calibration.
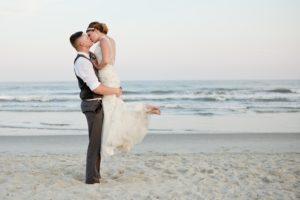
[74,53,103,100]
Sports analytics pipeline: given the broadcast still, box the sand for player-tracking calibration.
[1,134,300,200]
[1,152,299,200]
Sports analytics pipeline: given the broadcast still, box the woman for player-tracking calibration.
[86,21,160,157]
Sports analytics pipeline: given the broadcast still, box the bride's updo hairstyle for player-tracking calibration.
[87,21,108,34]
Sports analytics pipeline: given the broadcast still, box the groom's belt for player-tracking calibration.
[84,97,102,102]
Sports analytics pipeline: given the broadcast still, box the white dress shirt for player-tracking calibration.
[74,52,101,91]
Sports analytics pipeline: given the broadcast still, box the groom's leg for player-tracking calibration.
[84,103,104,184]
[96,151,101,178]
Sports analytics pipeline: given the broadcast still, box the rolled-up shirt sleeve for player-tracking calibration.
[74,58,101,91]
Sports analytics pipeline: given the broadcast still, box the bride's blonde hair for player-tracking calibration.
[87,21,108,34]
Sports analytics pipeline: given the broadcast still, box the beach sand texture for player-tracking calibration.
[1,134,300,200]
[1,152,299,200]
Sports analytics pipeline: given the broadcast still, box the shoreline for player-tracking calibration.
[1,133,300,154]
[1,112,300,137]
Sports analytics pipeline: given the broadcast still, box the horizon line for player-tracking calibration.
[0,79,300,83]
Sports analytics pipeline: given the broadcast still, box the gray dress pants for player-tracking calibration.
[81,99,104,184]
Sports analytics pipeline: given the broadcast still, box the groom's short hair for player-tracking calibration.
[70,31,83,49]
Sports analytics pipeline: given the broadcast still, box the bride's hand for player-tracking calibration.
[91,58,99,67]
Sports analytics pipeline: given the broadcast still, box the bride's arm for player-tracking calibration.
[93,39,110,69]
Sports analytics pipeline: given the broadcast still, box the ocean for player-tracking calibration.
[0,80,300,135]
[1,80,300,115]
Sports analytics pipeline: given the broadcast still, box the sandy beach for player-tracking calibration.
[1,134,300,200]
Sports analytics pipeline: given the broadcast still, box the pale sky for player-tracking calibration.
[0,0,299,81]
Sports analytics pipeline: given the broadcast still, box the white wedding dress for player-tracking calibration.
[94,37,150,158]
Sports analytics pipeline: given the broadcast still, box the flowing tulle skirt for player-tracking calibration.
[101,94,149,157]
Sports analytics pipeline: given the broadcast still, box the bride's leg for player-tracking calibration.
[145,104,161,115]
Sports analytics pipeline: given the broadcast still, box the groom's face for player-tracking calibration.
[79,34,93,48]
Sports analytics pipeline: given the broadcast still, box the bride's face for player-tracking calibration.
[86,29,99,43]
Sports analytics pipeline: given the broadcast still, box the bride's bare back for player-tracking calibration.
[99,35,116,65]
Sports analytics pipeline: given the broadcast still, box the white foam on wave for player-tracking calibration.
[0,95,79,102]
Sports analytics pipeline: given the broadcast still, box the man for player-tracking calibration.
[69,31,121,184]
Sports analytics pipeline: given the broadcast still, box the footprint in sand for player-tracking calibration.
[112,170,125,179]
[72,173,85,182]
[200,169,214,174]
[294,170,300,176]
[261,176,271,183]
[177,168,188,174]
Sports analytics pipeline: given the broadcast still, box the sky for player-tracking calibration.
[0,0,299,81]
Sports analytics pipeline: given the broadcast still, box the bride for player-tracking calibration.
[86,21,160,157]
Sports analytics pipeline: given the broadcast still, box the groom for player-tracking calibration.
[70,31,121,184]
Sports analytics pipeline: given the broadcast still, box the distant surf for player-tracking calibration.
[0,80,299,115]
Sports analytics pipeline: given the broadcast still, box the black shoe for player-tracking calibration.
[85,179,100,184]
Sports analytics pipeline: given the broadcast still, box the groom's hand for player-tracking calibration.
[116,87,122,97]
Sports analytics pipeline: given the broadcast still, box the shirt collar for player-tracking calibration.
[78,52,90,59]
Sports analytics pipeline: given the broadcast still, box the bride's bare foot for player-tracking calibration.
[145,104,161,115]
[152,108,161,115]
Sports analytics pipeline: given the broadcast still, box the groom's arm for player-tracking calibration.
[93,85,121,97]
[75,58,121,96]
